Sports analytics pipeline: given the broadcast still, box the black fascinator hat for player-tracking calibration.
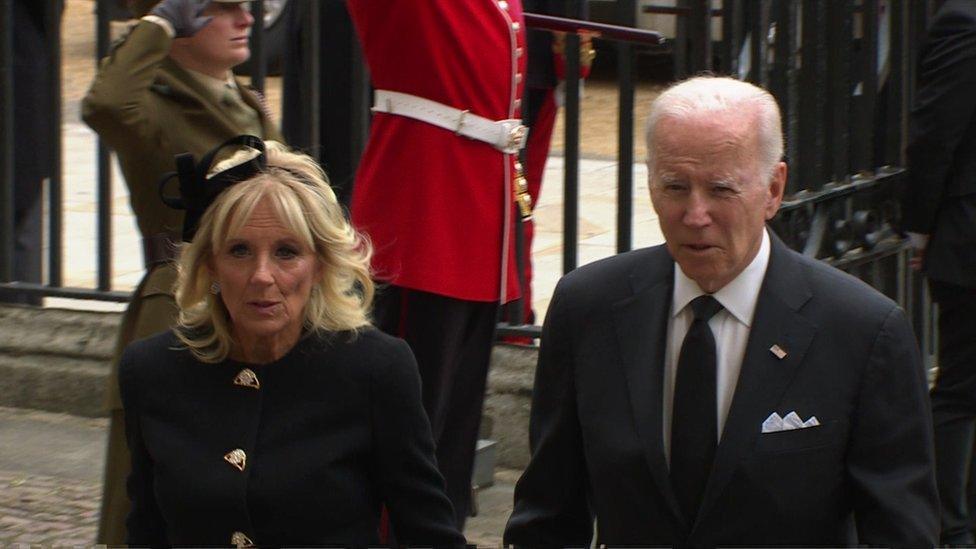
[159,135,269,242]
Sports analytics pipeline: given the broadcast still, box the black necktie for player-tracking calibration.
[670,294,723,523]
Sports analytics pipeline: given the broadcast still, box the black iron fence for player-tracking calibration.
[0,0,940,365]
[0,0,276,303]
[498,0,939,369]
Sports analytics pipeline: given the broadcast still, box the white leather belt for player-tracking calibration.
[372,89,528,154]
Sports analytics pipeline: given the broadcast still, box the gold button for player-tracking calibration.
[231,531,254,548]
[514,98,522,109]
[233,368,260,389]
[512,22,521,32]
[515,73,523,84]
[224,449,247,472]
[516,47,524,57]
[499,0,509,8]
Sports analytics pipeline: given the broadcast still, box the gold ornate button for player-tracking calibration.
[233,368,260,389]
[498,0,509,9]
[231,531,254,548]
[224,449,247,472]
[515,73,523,84]
[512,21,521,32]
[516,46,524,57]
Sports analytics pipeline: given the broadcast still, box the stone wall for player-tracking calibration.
[0,305,119,417]
[485,345,536,470]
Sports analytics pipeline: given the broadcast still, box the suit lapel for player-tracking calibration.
[693,234,818,528]
[611,249,687,528]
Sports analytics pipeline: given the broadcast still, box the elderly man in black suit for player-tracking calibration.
[903,0,976,544]
[504,75,938,548]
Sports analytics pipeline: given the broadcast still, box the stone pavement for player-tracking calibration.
[0,407,105,546]
[0,406,515,546]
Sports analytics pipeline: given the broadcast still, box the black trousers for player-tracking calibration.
[373,285,498,530]
[929,279,976,544]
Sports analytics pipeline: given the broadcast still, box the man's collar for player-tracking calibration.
[672,228,771,327]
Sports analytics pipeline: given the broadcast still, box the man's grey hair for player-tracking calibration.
[645,75,784,184]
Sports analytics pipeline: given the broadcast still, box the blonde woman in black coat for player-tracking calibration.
[119,138,464,547]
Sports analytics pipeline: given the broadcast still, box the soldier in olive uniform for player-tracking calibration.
[81,0,282,543]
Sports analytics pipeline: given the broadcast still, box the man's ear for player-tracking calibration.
[765,162,787,220]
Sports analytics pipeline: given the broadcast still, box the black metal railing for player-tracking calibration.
[497,0,938,367]
[0,0,272,303]
[1,1,13,286]
[0,0,940,365]
[497,4,668,339]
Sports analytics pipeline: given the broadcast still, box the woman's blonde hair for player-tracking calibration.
[173,141,374,363]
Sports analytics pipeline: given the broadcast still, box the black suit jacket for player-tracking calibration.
[505,233,938,548]
[119,328,464,548]
[903,0,976,288]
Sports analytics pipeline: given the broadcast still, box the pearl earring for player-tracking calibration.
[210,281,221,295]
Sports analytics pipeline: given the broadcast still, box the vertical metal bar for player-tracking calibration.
[250,0,266,93]
[96,0,112,291]
[883,0,906,167]
[897,245,907,308]
[686,0,713,74]
[826,0,853,182]
[905,2,928,113]
[906,0,928,110]
[767,2,791,97]
[797,0,827,192]
[870,256,883,293]
[747,0,759,83]
[47,0,62,287]
[923,279,936,373]
[616,0,636,254]
[346,34,370,206]
[562,0,581,274]
[754,0,773,87]
[674,0,690,78]
[766,1,789,115]
[0,0,13,282]
[717,0,733,73]
[769,0,799,193]
[307,0,321,161]
[726,0,745,78]
[786,0,800,193]
[852,0,878,173]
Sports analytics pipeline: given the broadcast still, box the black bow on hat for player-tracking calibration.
[158,135,268,242]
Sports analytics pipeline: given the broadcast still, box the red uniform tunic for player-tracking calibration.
[348,0,527,303]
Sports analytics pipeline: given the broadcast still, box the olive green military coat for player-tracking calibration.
[82,19,282,545]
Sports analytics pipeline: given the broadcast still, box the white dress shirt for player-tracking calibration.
[663,229,771,465]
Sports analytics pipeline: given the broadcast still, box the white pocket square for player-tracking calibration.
[762,412,820,433]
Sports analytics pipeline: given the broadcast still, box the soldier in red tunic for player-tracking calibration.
[347,0,528,528]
